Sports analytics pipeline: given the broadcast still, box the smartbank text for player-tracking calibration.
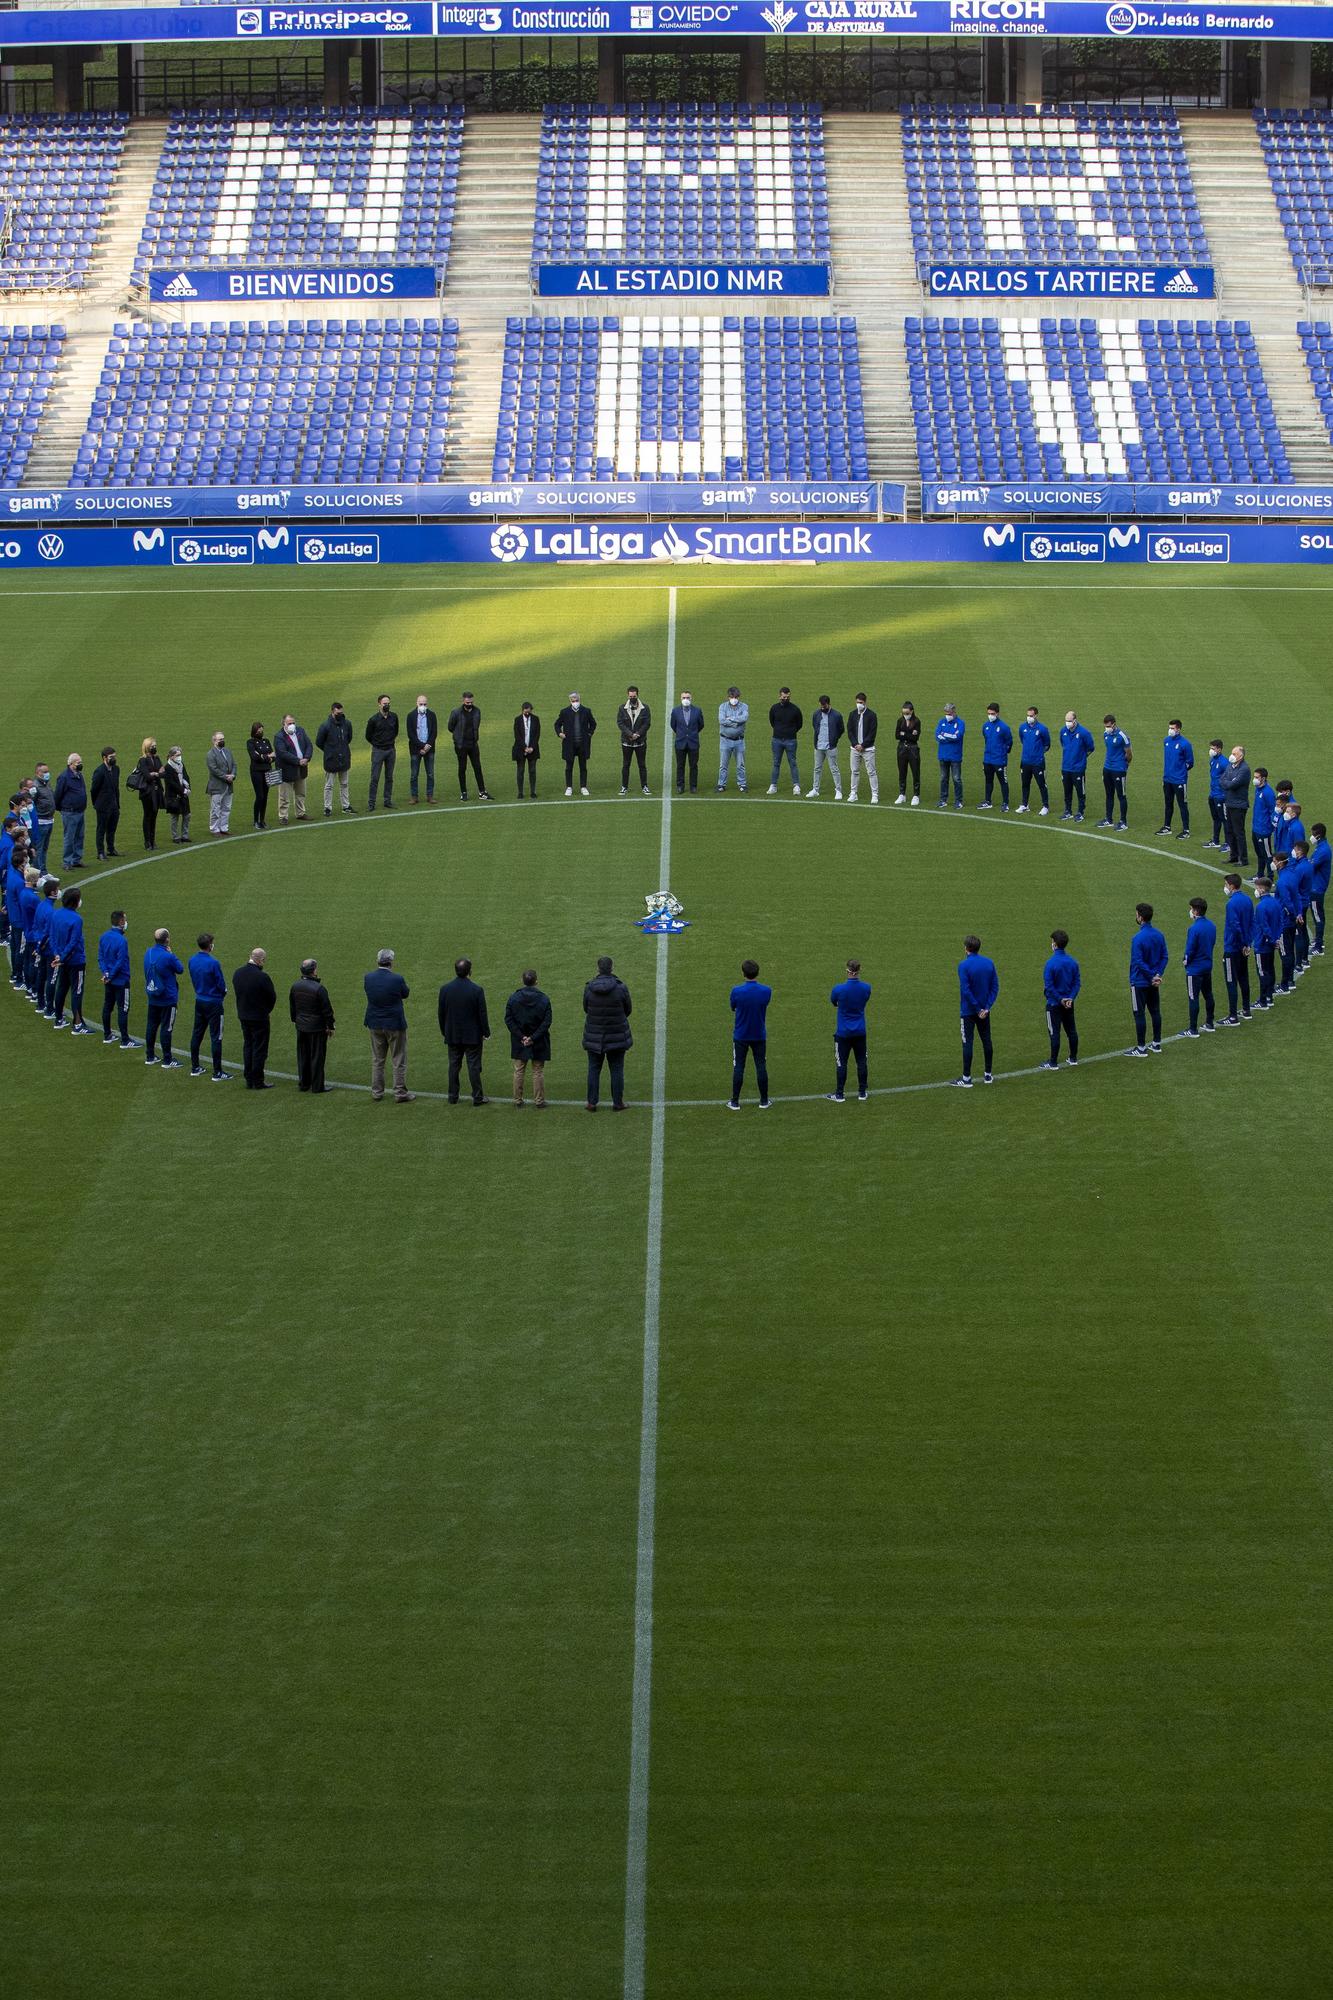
[528,524,873,557]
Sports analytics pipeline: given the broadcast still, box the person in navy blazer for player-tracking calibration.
[438,956,491,1105]
[668,689,705,794]
[274,713,314,824]
[512,703,542,798]
[363,948,414,1102]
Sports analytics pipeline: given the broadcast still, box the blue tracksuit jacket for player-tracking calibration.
[935,716,965,763]
[1253,893,1285,948]
[98,927,131,983]
[1162,734,1194,785]
[1042,948,1080,1006]
[49,906,85,966]
[830,977,872,1035]
[1019,719,1050,766]
[1252,783,1277,837]
[1309,838,1331,897]
[730,980,772,1041]
[1208,752,1228,801]
[1103,729,1131,775]
[1223,894,1255,956]
[1059,724,1094,774]
[144,943,184,1005]
[188,951,228,1004]
[1184,916,1216,975]
[1130,924,1168,985]
[981,717,1012,765]
[958,954,999,1014]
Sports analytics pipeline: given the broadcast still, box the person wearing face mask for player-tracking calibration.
[53,753,87,869]
[1099,714,1131,831]
[163,745,192,844]
[893,700,921,806]
[847,694,879,805]
[557,691,597,797]
[30,763,55,870]
[767,685,803,797]
[90,747,120,860]
[1016,705,1051,816]
[978,703,1012,813]
[617,685,652,796]
[716,687,749,795]
[407,692,439,805]
[132,738,166,850]
[205,731,236,837]
[512,702,541,798]
[246,722,275,831]
[1219,743,1251,868]
[806,695,843,801]
[365,694,399,812]
[1158,718,1194,838]
[273,713,313,826]
[1058,711,1094,823]
[447,692,491,803]
[315,701,355,818]
[669,690,704,795]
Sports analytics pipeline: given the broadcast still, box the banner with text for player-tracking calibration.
[147,264,437,303]
[537,263,831,298]
[924,482,1333,519]
[926,262,1215,301]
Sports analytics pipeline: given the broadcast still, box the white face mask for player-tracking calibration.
[570,700,580,709]
[417,702,427,712]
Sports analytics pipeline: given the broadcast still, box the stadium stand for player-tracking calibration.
[1297,319,1333,448]
[131,108,464,288]
[0,324,64,484]
[907,316,1291,482]
[532,103,829,267]
[492,313,866,481]
[1254,110,1333,287]
[0,114,125,292]
[901,106,1208,274]
[69,318,457,487]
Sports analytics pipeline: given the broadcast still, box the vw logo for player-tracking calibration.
[490,525,529,563]
[37,533,64,561]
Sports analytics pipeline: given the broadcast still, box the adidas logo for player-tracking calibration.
[1162,268,1199,296]
[161,272,199,298]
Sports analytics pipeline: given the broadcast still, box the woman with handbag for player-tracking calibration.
[132,737,165,850]
[163,746,192,843]
[247,722,276,831]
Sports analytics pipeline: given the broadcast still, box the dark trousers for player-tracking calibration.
[1258,946,1277,1004]
[296,1029,328,1092]
[1131,983,1162,1047]
[95,803,119,857]
[1225,806,1249,866]
[145,1000,176,1061]
[564,749,590,789]
[53,962,85,1025]
[141,797,160,848]
[1103,772,1127,823]
[241,1016,270,1085]
[586,1048,625,1106]
[1020,764,1049,808]
[1223,953,1252,1020]
[516,757,538,798]
[897,743,921,793]
[983,762,1009,806]
[455,745,485,797]
[1186,969,1215,1030]
[409,747,436,800]
[36,948,53,1011]
[1062,772,1086,815]
[960,1011,993,1078]
[1208,797,1226,844]
[447,1043,484,1103]
[938,760,962,806]
[621,743,649,788]
[1047,1003,1078,1062]
[102,980,129,1041]
[1296,912,1310,970]
[1162,781,1189,832]
[731,1037,769,1106]
[674,744,699,792]
[1253,832,1272,879]
[368,745,395,808]
[834,1032,867,1097]
[190,1001,224,1075]
[251,769,270,826]
[1314,891,1326,951]
[1280,926,1296,989]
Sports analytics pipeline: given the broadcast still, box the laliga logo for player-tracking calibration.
[491,525,529,562]
[1154,536,1178,561]
[303,537,327,562]
[761,0,797,28]
[1028,535,1053,560]
[178,538,202,564]
[1105,3,1137,30]
[37,533,65,561]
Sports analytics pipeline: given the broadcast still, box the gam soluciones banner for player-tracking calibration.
[926,263,1215,300]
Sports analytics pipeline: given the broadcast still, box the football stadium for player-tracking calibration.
[3,8,1333,1996]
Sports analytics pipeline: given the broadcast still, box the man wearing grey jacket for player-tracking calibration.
[717,688,749,794]
[1219,744,1251,869]
[205,732,236,837]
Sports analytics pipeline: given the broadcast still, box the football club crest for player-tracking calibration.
[637,891,690,934]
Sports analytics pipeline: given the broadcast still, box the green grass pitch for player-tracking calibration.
[2,563,1332,2000]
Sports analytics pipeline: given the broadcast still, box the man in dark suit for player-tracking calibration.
[406,694,439,804]
[505,967,552,1107]
[512,703,541,798]
[446,693,490,802]
[668,690,704,795]
[232,946,277,1089]
[582,954,633,1110]
[90,746,120,858]
[289,956,335,1093]
[274,713,314,824]
[617,685,652,796]
[363,948,414,1102]
[365,695,398,811]
[437,955,491,1105]
[556,692,597,796]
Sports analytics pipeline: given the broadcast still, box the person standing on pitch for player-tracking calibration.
[1203,738,1228,850]
[1273,795,1306,871]
[447,692,490,803]
[289,958,335,1093]
[187,931,229,1080]
[362,947,413,1102]
[557,691,597,797]
[1016,704,1051,815]
[316,701,355,818]
[893,700,921,805]
[163,745,192,845]
[49,885,91,1034]
[407,693,439,805]
[1100,714,1131,829]
[978,701,1012,812]
[273,715,312,826]
[954,935,998,1087]
[1251,767,1277,881]
[617,685,652,796]
[1252,875,1283,1009]
[1127,903,1168,1055]
[1159,719,1194,838]
[670,690,704,795]
[438,955,490,1106]
[716,687,748,795]
[98,907,134,1048]
[234,946,278,1090]
[1180,896,1217,1038]
[133,739,165,850]
[365,694,399,812]
[142,925,185,1069]
[1221,874,1254,1024]
[246,722,276,830]
[729,958,772,1109]
[807,695,844,801]
[30,874,58,1016]
[1290,840,1315,976]
[1308,822,1329,955]
[505,968,552,1108]
[582,955,633,1110]
[827,958,871,1102]
[1058,711,1094,822]
[1220,744,1251,868]
[205,731,236,837]
[54,753,87,869]
[767,686,803,796]
[935,702,965,809]
[847,694,879,805]
[512,702,541,798]
[1039,929,1080,1070]
[91,746,120,860]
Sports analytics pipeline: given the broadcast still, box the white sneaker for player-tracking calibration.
[791,783,800,797]
[580,786,589,797]
[1039,806,1049,817]
[1016,803,1029,814]
[766,784,777,795]
[805,788,818,798]
[871,797,879,806]
[894,793,906,805]
[834,793,843,803]
[910,795,919,807]
[565,786,572,797]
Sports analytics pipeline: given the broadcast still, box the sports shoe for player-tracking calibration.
[1074,814,1085,823]
[766,784,777,795]
[982,1072,993,1083]
[102,1034,115,1045]
[955,802,963,811]
[1201,1023,1216,1034]
[642,786,651,796]
[792,784,800,797]
[52,1019,67,1030]
[806,788,819,798]
[1015,803,1029,814]
[1178,1029,1199,1040]
[1039,1060,1060,1070]
[324,807,332,818]
[1038,805,1049,817]
[758,1100,772,1109]
[936,800,948,810]
[1156,826,1172,836]
[71,1024,95,1036]
[190,1065,206,1076]
[565,786,573,797]
[1175,830,1189,840]
[1150,1041,1162,1053]
[857,1091,868,1102]
[1127,1046,1149,1057]
[825,1093,844,1103]
[144,1055,158,1065]
[1066,1057,1079,1068]
[1117,822,1128,831]
[910,795,919,807]
[1202,840,1219,851]
[211,1071,231,1082]
[727,1101,741,1111]
[834,793,843,803]
[160,1059,182,1071]
[953,1076,972,1088]
[1060,811,1073,822]
[479,792,492,802]
[120,1038,141,1049]
[977,801,992,811]
[1096,818,1113,828]
[894,793,906,805]
[619,787,628,797]
[580,787,590,797]
[1000,803,1009,813]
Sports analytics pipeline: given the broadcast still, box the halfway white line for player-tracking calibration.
[623,585,676,2000]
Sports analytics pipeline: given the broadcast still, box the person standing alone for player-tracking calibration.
[827,958,871,1102]
[729,958,772,1109]
[582,955,632,1109]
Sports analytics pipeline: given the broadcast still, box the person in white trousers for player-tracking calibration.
[847,694,879,804]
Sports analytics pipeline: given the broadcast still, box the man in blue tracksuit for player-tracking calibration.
[1290,841,1314,974]
[49,885,91,1033]
[1203,738,1228,849]
[1274,857,1302,991]
[1039,928,1080,1069]
[188,930,229,1080]
[1309,822,1330,954]
[1274,799,1306,869]
[978,702,1012,811]
[1251,767,1277,880]
[1221,875,1254,1025]
[143,926,185,1068]
[1252,876,1284,1008]
[1180,895,1217,1036]
[4,851,26,984]
[1159,719,1194,837]
[29,875,58,1015]
[935,703,965,809]
[1099,714,1131,829]
[1058,711,1094,821]
[828,958,871,1102]
[1017,706,1051,815]
[729,958,772,1110]
[955,934,998,1086]
[1128,902,1168,1054]
[98,908,134,1047]
[18,869,38,995]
